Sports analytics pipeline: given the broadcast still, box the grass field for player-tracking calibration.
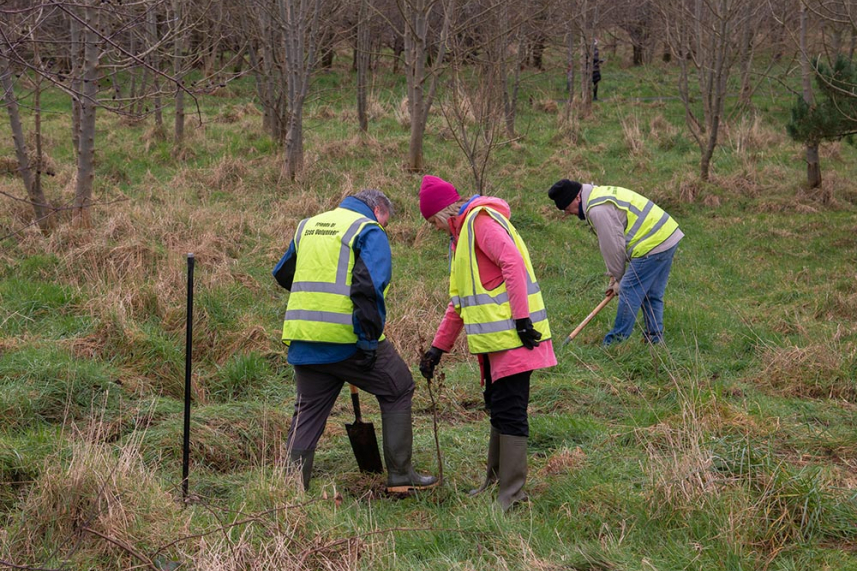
[1,48,857,570]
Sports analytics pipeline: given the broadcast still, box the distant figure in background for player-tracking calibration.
[592,39,604,101]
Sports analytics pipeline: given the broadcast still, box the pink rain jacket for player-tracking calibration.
[430,196,557,383]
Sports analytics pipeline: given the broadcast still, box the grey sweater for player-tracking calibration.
[580,184,684,281]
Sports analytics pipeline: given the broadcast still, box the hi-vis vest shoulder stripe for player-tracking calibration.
[586,186,679,258]
[281,208,385,345]
[450,206,551,354]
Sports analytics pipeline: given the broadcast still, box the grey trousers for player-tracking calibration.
[286,340,415,452]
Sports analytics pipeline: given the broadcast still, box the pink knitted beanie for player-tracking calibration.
[419,175,461,220]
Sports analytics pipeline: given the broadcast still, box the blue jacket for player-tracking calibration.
[272,196,392,365]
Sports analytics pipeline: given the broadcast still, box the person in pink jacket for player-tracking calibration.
[417,175,557,511]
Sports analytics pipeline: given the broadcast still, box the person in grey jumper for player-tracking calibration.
[548,180,683,345]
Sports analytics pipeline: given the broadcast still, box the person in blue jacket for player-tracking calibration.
[273,189,437,493]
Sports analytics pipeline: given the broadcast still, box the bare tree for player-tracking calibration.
[172,0,187,146]
[280,0,323,179]
[70,0,100,227]
[1,48,52,231]
[396,0,456,172]
[356,0,371,133]
[439,1,505,193]
[658,0,748,181]
[1,0,214,231]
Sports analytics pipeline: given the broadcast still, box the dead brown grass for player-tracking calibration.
[7,424,183,567]
[753,341,857,400]
[723,114,785,155]
[621,112,646,156]
[710,171,764,198]
[648,113,679,144]
[533,96,558,114]
[538,446,587,477]
[395,97,410,128]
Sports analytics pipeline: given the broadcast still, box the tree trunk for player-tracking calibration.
[147,6,163,129]
[401,0,454,172]
[404,0,428,172]
[285,109,304,177]
[73,0,100,228]
[69,12,82,158]
[280,0,322,180]
[800,2,822,190]
[1,51,52,231]
[806,144,822,189]
[580,34,592,107]
[173,0,186,146]
[356,0,370,133]
[737,2,755,107]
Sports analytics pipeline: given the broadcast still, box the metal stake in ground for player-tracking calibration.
[182,253,194,500]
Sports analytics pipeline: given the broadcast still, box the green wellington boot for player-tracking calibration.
[381,412,439,493]
[469,427,500,496]
[497,434,529,511]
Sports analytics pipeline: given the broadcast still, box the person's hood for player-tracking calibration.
[339,196,377,221]
[448,195,512,241]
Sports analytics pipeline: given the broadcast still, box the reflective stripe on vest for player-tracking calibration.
[586,186,679,258]
[281,208,384,345]
[450,206,552,354]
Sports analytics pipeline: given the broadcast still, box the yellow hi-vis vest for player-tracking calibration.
[450,206,551,354]
[281,208,385,345]
[586,186,679,258]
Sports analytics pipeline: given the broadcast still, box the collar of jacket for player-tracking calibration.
[339,196,378,222]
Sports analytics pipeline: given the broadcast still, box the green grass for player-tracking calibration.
[1,45,857,570]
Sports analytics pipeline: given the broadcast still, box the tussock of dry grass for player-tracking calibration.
[192,522,368,571]
[7,425,183,567]
[340,96,390,124]
[723,114,785,154]
[671,173,704,203]
[642,421,722,513]
[539,446,586,477]
[142,403,292,471]
[533,97,558,114]
[620,112,645,156]
[754,341,857,400]
[648,113,679,143]
[394,97,410,128]
[554,105,581,143]
[0,156,19,175]
[215,102,261,124]
[711,171,763,198]
[317,134,385,161]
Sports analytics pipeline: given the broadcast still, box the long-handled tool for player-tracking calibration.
[345,384,383,473]
[562,292,615,346]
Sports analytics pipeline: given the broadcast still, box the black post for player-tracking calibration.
[182,253,194,500]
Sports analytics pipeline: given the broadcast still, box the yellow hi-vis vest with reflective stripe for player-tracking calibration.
[586,186,679,258]
[449,206,551,354]
[281,208,385,345]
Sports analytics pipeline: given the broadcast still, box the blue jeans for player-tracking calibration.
[603,244,678,346]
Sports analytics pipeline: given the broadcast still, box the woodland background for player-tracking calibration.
[1,1,857,570]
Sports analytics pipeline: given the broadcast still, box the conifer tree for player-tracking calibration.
[787,55,857,190]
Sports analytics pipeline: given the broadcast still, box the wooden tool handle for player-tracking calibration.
[566,293,615,342]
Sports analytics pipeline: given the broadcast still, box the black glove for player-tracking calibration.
[515,317,542,350]
[419,347,444,380]
[355,349,377,372]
